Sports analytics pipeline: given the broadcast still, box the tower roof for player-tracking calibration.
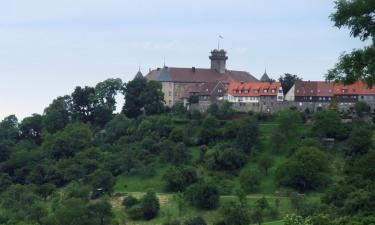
[135,70,143,79]
[260,69,271,82]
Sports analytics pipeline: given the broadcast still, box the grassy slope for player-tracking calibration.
[112,122,318,224]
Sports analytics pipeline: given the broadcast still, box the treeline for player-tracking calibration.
[0,74,374,224]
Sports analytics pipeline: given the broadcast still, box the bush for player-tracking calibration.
[122,195,139,209]
[183,216,207,225]
[239,168,261,193]
[128,205,144,220]
[276,147,331,192]
[163,166,198,192]
[185,182,219,210]
[141,190,160,220]
[163,220,181,225]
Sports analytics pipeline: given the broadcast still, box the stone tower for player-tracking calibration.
[209,49,228,74]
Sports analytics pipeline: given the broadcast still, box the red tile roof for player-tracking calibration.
[334,81,375,95]
[228,82,281,97]
[294,81,334,97]
[146,67,258,83]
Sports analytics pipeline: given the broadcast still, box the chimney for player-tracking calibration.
[209,49,228,74]
[192,67,196,72]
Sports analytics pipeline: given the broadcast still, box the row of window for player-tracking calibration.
[233,89,279,94]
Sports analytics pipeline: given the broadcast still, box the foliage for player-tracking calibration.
[236,116,259,153]
[279,73,302,95]
[312,110,342,138]
[185,182,220,210]
[354,101,371,117]
[239,168,261,193]
[271,110,302,152]
[183,216,207,225]
[163,166,198,192]
[122,195,139,209]
[327,0,375,86]
[140,190,160,220]
[284,214,312,225]
[276,147,331,192]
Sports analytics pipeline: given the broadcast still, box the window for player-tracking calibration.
[169,91,172,96]
[272,89,275,93]
[310,90,314,93]
[310,97,313,100]
[264,89,268,93]
[169,100,172,105]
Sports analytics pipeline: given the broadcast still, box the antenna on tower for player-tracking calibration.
[218,35,223,50]
[163,57,166,67]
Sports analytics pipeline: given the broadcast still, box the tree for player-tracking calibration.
[143,80,165,115]
[279,73,302,95]
[206,144,246,171]
[122,195,139,209]
[42,96,71,133]
[185,182,220,210]
[19,114,43,144]
[354,101,371,117]
[1,184,47,223]
[236,117,259,153]
[347,125,373,157]
[0,115,19,142]
[123,76,160,118]
[271,110,302,152]
[276,147,331,192]
[312,110,342,138]
[183,217,207,225]
[219,200,251,225]
[198,114,220,144]
[284,214,313,225]
[43,122,93,159]
[258,154,274,175]
[239,168,261,193]
[88,200,113,225]
[71,86,96,123]
[163,166,198,192]
[103,114,131,143]
[91,170,115,196]
[50,198,92,225]
[327,0,375,86]
[141,190,160,220]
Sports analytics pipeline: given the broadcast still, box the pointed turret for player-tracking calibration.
[260,68,271,82]
[134,67,143,79]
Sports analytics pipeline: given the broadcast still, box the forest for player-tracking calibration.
[0,73,374,225]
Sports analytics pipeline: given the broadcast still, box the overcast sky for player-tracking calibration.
[0,0,367,120]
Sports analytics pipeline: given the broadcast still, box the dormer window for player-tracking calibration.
[318,90,321,93]
[272,89,275,93]
[310,90,313,93]
[263,89,268,93]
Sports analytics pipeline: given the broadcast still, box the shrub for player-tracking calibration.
[122,195,139,209]
[163,166,198,192]
[239,168,261,193]
[183,216,207,225]
[128,205,143,220]
[141,190,160,220]
[185,182,219,210]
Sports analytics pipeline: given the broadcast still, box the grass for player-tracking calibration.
[114,167,167,193]
[111,122,321,224]
[111,192,294,225]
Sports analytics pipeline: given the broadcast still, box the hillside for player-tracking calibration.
[0,77,374,225]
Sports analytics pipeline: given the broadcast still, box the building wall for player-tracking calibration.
[284,85,295,101]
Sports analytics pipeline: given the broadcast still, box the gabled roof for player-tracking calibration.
[228,82,281,97]
[181,81,225,98]
[294,81,334,97]
[146,67,258,83]
[334,81,375,95]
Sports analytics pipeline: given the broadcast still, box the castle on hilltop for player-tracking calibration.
[135,49,375,113]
